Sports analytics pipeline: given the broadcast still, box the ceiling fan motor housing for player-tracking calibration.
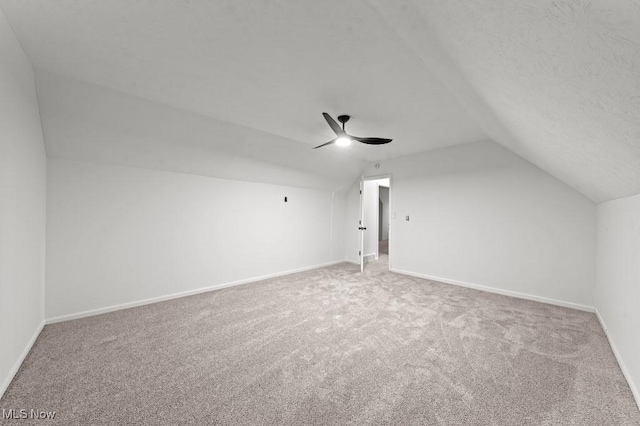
[337,115,350,125]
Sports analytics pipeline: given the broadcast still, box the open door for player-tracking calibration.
[358,176,365,273]
[358,176,391,273]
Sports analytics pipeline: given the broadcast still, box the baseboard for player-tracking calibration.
[0,320,45,400]
[595,308,640,412]
[389,268,594,312]
[45,260,347,325]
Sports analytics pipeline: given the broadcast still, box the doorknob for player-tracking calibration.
[358,227,367,230]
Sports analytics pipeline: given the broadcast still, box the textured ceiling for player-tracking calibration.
[371,0,640,202]
[2,0,639,201]
[0,0,485,165]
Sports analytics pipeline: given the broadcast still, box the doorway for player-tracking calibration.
[359,176,391,272]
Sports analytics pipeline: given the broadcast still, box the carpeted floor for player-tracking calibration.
[2,259,639,425]
[379,239,389,255]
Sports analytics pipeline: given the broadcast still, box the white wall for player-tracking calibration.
[330,190,347,262]
[596,194,640,406]
[347,140,596,308]
[0,10,47,397]
[46,158,346,320]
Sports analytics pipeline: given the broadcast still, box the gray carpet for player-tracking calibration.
[379,239,389,255]
[2,259,639,425]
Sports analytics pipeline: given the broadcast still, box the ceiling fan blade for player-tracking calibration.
[353,136,393,145]
[322,113,345,136]
[313,139,336,149]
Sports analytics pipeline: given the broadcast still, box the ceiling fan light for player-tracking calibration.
[336,136,352,147]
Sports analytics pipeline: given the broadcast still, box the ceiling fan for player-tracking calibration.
[313,113,392,149]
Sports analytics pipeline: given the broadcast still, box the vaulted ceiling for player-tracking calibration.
[1,0,638,201]
[371,0,640,203]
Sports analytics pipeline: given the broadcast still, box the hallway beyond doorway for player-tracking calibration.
[379,239,388,255]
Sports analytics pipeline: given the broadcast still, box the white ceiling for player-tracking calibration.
[0,0,485,165]
[1,0,639,201]
[371,0,640,203]
[35,71,367,191]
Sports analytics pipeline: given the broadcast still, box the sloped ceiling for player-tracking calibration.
[35,71,367,191]
[371,0,640,203]
[1,1,638,201]
[0,0,484,166]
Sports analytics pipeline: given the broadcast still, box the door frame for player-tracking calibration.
[360,173,393,271]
